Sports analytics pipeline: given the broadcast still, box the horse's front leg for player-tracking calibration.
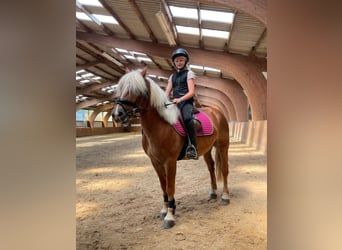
[160,193,168,219]
[151,159,168,219]
[162,160,177,229]
[150,158,174,223]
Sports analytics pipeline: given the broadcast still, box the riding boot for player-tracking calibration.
[185,119,198,160]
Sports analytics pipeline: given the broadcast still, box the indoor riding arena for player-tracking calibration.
[76,0,267,249]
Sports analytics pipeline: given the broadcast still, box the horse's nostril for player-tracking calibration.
[112,110,125,122]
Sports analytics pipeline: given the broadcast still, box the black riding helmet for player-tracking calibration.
[171,48,189,63]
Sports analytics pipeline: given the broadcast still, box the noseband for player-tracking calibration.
[115,98,142,118]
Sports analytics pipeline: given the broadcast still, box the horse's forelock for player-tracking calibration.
[117,70,147,97]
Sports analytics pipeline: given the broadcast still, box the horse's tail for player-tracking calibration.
[215,147,223,182]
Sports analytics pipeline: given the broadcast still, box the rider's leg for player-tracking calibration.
[181,103,198,159]
[184,119,198,159]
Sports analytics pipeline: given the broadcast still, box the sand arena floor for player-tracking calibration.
[76,132,267,249]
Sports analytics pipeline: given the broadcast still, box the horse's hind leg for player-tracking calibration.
[216,145,230,205]
[203,148,218,199]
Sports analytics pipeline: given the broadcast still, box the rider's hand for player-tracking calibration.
[173,97,183,104]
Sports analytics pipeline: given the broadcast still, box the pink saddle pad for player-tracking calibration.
[173,111,214,137]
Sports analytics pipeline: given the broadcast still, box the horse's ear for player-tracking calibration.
[125,67,130,73]
[141,66,148,77]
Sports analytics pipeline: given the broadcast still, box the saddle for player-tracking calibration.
[173,110,213,161]
[173,110,214,137]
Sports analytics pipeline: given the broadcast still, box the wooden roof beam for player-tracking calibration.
[76,19,92,33]
[225,9,237,53]
[160,0,179,45]
[76,0,114,36]
[98,0,135,39]
[76,58,103,71]
[129,0,158,43]
[198,0,267,26]
[76,42,124,75]
[250,28,267,56]
[197,1,204,49]
[87,43,125,73]
[76,81,114,96]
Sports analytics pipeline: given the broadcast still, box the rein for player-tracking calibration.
[164,102,175,108]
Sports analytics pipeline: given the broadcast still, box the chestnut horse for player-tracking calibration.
[112,68,230,229]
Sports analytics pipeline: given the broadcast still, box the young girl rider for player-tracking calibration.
[165,48,198,160]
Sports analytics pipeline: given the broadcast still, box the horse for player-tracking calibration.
[112,67,230,229]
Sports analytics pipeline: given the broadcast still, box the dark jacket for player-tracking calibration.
[171,69,194,102]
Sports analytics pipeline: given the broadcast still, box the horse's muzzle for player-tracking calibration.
[112,106,130,125]
[112,107,123,122]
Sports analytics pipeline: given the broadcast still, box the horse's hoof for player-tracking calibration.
[209,193,217,199]
[160,212,167,220]
[221,198,230,205]
[162,220,175,229]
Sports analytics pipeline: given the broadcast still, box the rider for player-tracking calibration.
[165,48,198,160]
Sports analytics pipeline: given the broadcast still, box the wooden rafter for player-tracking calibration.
[76,19,92,33]
[197,2,204,49]
[149,57,163,70]
[76,0,114,36]
[76,41,124,76]
[129,0,158,43]
[97,0,135,39]
[250,28,267,56]
[88,43,125,73]
[76,58,103,71]
[76,54,106,72]
[160,0,179,45]
[76,58,117,81]
[76,81,114,96]
[77,64,114,81]
[225,9,237,53]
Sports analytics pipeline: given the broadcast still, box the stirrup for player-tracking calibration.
[186,145,198,160]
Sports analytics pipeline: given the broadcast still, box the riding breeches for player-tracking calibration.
[178,102,197,149]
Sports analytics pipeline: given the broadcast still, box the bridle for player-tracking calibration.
[113,76,174,123]
[114,98,143,119]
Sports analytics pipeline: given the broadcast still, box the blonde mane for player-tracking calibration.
[116,70,179,125]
